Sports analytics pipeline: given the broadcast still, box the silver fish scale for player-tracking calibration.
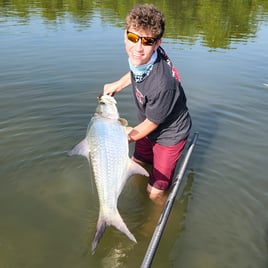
[87,116,128,213]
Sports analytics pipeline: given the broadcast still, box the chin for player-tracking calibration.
[131,59,144,66]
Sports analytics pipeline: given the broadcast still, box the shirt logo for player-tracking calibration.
[135,87,144,105]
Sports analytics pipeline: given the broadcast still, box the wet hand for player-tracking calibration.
[103,82,117,96]
[125,127,134,142]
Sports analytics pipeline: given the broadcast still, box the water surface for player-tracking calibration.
[0,1,268,267]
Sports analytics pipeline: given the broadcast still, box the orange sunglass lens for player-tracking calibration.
[127,32,139,43]
[142,38,155,46]
[127,32,156,46]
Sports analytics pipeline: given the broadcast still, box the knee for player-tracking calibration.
[147,184,166,205]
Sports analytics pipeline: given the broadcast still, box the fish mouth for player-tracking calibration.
[97,94,104,104]
[97,94,108,105]
[97,95,117,105]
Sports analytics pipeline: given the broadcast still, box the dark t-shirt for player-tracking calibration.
[131,47,192,146]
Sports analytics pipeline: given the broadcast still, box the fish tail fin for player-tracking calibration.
[91,215,107,255]
[91,210,137,254]
[111,209,137,244]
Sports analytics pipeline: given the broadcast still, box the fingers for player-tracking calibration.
[103,83,115,96]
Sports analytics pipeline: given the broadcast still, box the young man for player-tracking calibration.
[103,4,191,202]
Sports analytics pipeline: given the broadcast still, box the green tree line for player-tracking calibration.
[1,0,268,48]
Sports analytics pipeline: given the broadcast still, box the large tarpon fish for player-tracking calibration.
[68,95,149,254]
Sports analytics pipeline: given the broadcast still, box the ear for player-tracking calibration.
[154,38,162,51]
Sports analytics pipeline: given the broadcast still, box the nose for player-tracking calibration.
[135,39,144,51]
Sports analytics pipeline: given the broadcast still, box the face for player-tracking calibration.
[125,28,161,66]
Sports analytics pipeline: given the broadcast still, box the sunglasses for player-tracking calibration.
[127,31,157,46]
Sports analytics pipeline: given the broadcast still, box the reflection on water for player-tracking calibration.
[1,0,268,48]
[0,0,268,267]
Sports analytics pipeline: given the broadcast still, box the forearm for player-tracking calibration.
[128,119,158,142]
[104,72,131,96]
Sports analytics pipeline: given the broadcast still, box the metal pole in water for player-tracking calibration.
[141,132,199,268]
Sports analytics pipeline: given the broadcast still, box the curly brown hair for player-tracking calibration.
[126,4,165,39]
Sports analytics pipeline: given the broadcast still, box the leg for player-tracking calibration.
[133,137,153,165]
[132,137,153,192]
[148,138,188,202]
[146,184,167,205]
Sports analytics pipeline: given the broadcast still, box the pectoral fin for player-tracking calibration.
[68,139,90,161]
[127,159,149,178]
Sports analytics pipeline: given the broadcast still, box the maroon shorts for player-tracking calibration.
[133,137,188,190]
